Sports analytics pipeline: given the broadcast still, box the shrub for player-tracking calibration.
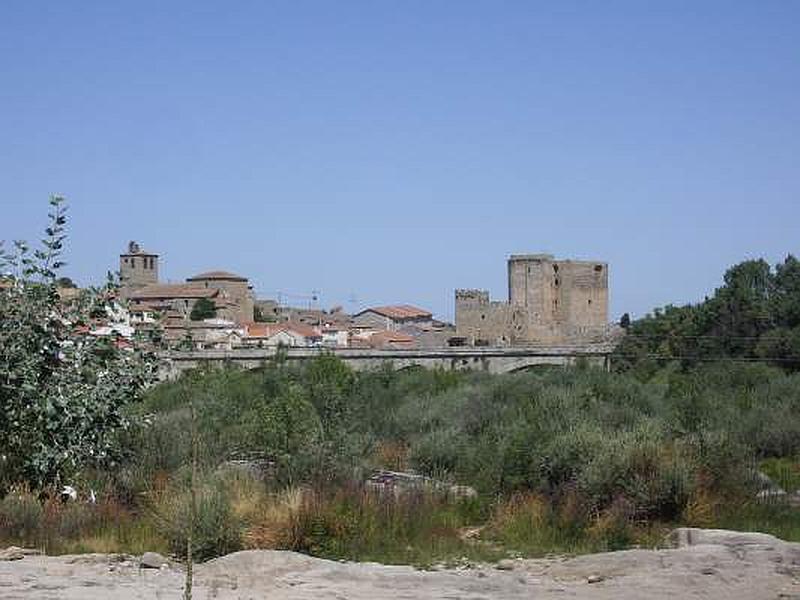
[151,474,243,562]
[487,492,595,556]
[0,197,158,491]
[0,490,43,542]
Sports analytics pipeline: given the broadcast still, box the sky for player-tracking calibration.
[2,1,798,322]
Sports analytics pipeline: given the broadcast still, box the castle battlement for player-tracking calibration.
[455,254,608,346]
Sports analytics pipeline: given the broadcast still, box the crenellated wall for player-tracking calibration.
[456,254,609,345]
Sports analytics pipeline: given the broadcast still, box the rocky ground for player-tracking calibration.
[1,528,799,599]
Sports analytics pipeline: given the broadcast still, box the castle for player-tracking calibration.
[455,254,608,345]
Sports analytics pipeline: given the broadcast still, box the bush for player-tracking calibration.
[0,197,158,491]
[151,474,243,562]
[0,490,43,542]
[246,483,494,566]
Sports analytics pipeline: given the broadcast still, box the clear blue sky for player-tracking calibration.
[2,1,798,321]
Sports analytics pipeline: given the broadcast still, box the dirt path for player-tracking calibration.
[1,528,799,599]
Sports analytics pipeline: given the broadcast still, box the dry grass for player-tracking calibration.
[372,440,410,471]
[243,487,307,549]
[0,488,168,555]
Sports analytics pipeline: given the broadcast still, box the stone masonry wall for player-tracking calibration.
[456,255,608,345]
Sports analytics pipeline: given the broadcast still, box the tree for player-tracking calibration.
[774,255,800,328]
[190,297,217,321]
[614,256,800,372]
[0,196,158,491]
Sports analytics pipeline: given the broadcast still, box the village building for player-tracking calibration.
[241,322,322,348]
[366,329,416,350]
[186,270,255,324]
[162,318,244,350]
[265,323,322,347]
[320,325,349,348]
[117,242,255,327]
[352,305,433,332]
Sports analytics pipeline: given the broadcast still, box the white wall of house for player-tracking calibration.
[265,330,309,347]
[322,329,348,347]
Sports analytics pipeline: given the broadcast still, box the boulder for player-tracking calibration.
[0,547,40,561]
[365,470,477,503]
[140,552,168,569]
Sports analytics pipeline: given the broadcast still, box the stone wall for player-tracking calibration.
[456,254,608,345]
[454,289,512,345]
[191,279,254,324]
[119,242,158,297]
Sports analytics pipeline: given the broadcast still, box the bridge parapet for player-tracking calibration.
[157,343,616,380]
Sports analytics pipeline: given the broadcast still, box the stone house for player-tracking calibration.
[128,284,238,321]
[241,322,322,347]
[186,271,255,324]
[321,325,349,348]
[117,242,255,325]
[367,330,416,350]
[352,305,433,332]
[264,323,322,347]
[162,318,244,350]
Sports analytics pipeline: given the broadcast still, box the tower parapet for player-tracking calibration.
[456,254,609,345]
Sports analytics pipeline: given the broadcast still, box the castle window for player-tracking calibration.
[594,265,603,272]
[588,299,592,305]
[481,314,486,320]
[553,264,559,273]
[554,277,560,287]
[131,257,135,268]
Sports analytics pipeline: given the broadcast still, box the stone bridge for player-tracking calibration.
[157,343,616,380]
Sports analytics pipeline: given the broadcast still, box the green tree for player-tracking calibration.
[258,381,321,484]
[190,297,217,321]
[614,256,800,371]
[0,196,158,491]
[774,255,800,328]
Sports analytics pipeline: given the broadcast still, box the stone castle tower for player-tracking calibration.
[119,241,159,296]
[456,254,608,345]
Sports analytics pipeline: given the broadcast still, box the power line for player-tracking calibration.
[621,333,775,341]
[612,353,799,364]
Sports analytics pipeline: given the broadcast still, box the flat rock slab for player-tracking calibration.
[1,528,799,599]
[140,551,168,569]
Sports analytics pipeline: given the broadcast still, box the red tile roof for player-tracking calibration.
[243,322,272,338]
[130,284,218,300]
[356,305,432,320]
[187,270,248,282]
[271,323,322,339]
[242,322,322,340]
[368,330,416,348]
[369,330,416,343]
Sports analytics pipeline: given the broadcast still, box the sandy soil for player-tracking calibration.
[1,528,799,599]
